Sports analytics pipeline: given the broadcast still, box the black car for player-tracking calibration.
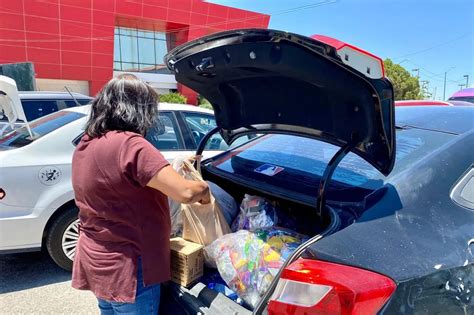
[161,29,474,314]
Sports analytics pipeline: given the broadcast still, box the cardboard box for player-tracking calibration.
[170,237,204,287]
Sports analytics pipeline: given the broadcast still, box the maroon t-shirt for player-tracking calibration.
[71,131,170,303]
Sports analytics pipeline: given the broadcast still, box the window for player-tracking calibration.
[57,99,91,110]
[212,129,456,195]
[72,99,91,106]
[0,111,85,148]
[14,99,91,122]
[145,112,184,151]
[21,100,58,121]
[182,112,228,151]
[113,26,176,74]
[451,168,474,210]
[448,96,474,103]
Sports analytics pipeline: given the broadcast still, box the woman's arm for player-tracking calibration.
[146,165,210,204]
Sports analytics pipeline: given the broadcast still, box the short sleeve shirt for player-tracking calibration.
[71,131,170,303]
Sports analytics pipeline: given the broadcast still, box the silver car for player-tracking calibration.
[0,89,228,270]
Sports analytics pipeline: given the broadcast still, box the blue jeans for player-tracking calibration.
[97,258,160,315]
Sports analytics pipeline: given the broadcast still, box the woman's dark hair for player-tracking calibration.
[85,73,159,138]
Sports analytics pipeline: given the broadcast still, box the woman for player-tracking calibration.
[71,73,210,314]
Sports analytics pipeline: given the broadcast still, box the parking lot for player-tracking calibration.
[0,252,96,314]
[1,0,473,314]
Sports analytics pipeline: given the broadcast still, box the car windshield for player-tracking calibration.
[211,129,455,199]
[395,106,474,134]
[21,98,91,121]
[448,96,474,103]
[0,111,85,148]
[0,98,91,122]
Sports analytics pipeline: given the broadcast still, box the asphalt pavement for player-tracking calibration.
[0,251,97,314]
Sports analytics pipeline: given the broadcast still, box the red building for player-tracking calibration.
[0,0,269,104]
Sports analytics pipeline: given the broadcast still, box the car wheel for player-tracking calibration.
[46,206,79,271]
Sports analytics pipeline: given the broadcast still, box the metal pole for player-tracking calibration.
[443,71,447,100]
[464,75,469,88]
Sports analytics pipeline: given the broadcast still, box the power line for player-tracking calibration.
[394,32,473,59]
[400,60,468,85]
[392,59,468,99]
[0,0,338,43]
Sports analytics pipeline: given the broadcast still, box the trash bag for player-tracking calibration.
[207,181,239,226]
[170,156,231,245]
[204,228,307,308]
[231,195,278,232]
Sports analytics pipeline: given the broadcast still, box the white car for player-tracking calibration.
[0,80,229,270]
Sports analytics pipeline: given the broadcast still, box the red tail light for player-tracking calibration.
[0,188,5,200]
[268,259,396,315]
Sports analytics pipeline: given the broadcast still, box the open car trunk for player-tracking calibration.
[162,170,342,314]
[162,28,396,314]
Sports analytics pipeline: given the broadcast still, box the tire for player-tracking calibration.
[46,206,79,271]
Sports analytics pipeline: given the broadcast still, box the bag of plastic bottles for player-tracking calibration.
[231,195,278,232]
[204,228,307,308]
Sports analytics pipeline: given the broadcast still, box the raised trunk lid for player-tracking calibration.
[165,29,395,175]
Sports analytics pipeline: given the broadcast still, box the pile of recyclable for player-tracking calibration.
[202,193,307,308]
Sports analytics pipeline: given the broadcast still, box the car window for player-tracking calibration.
[145,112,184,151]
[0,111,85,148]
[448,96,474,103]
[395,106,474,135]
[0,98,90,122]
[211,130,456,193]
[58,99,91,109]
[182,112,229,151]
[451,167,474,210]
[21,99,59,121]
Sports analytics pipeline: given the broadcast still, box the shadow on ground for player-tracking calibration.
[0,251,71,294]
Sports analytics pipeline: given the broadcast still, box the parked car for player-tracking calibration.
[448,87,474,104]
[395,100,452,106]
[0,93,231,270]
[0,85,91,134]
[449,100,474,106]
[159,29,474,314]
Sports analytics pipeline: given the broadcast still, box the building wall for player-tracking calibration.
[0,0,269,104]
[36,78,90,95]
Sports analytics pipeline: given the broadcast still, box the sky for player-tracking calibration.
[208,0,474,100]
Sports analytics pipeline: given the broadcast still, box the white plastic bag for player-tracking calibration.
[204,228,307,308]
[231,195,278,232]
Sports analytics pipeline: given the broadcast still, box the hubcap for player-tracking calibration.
[62,219,80,260]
